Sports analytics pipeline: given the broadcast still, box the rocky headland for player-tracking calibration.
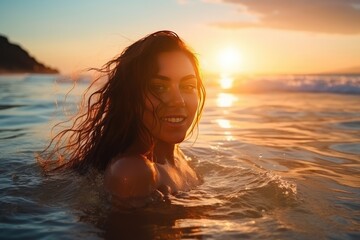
[0,35,58,74]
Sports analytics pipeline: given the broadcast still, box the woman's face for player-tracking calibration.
[143,51,199,144]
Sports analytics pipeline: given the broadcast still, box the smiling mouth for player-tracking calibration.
[161,117,186,123]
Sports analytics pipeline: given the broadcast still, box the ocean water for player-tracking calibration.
[0,74,359,239]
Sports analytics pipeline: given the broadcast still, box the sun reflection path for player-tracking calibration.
[216,119,231,129]
[217,93,238,108]
[214,92,239,141]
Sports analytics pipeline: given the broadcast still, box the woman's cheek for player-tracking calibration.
[186,94,199,121]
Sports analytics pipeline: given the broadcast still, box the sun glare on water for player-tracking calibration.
[219,75,233,89]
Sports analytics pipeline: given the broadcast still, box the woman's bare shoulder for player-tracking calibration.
[104,155,158,199]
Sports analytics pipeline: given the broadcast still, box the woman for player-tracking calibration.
[40,31,206,201]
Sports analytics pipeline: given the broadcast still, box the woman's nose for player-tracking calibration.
[166,87,185,107]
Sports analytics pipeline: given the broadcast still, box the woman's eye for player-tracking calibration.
[150,84,167,93]
[181,84,197,91]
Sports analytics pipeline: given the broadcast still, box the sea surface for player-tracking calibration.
[0,74,359,239]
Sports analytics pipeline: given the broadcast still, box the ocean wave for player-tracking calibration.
[218,74,360,94]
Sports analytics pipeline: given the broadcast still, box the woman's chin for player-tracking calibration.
[161,135,186,144]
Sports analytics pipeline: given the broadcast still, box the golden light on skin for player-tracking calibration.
[217,93,238,107]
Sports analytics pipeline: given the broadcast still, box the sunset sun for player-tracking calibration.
[218,47,242,74]
[217,47,242,89]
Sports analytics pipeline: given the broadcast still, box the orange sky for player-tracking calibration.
[1,0,360,75]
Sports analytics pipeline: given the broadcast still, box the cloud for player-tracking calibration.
[210,0,360,34]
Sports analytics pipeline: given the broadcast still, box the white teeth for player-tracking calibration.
[163,117,185,123]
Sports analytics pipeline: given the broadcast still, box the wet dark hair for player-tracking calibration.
[39,30,206,172]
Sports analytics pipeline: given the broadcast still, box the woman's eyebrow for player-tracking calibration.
[181,74,197,81]
[153,74,197,81]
